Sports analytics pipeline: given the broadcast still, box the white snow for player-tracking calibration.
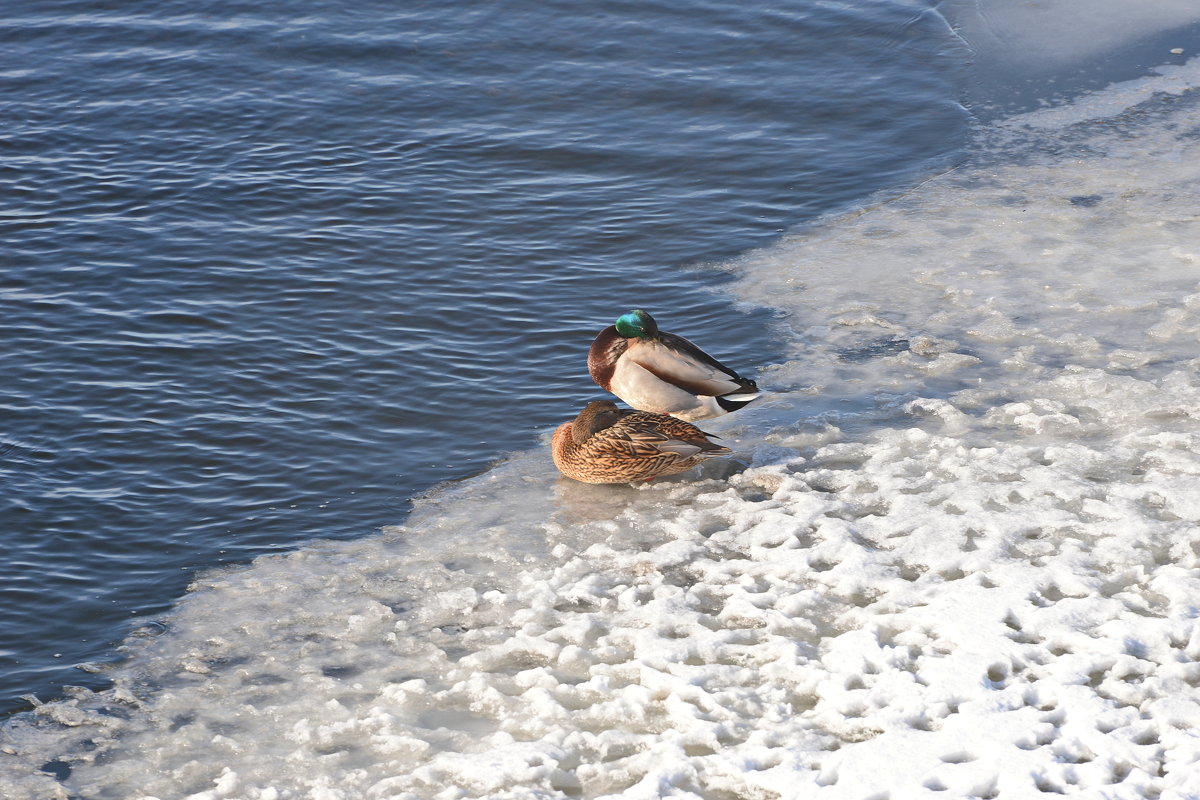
[7,12,1200,800]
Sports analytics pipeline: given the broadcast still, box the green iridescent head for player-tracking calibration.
[614,309,658,340]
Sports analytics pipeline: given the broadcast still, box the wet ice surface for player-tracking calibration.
[7,47,1200,800]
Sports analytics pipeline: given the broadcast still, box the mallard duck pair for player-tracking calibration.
[553,310,761,484]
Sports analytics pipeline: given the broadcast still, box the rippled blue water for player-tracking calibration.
[0,0,967,713]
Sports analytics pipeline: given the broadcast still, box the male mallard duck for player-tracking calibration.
[552,400,731,484]
[588,309,761,422]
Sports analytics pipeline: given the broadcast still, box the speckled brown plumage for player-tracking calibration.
[551,400,731,484]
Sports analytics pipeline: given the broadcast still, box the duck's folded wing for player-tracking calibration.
[659,331,749,376]
[651,440,703,457]
[645,416,732,453]
[618,418,731,457]
[591,424,686,459]
[629,333,755,397]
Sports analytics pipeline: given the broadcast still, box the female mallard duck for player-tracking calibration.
[588,309,761,422]
[552,400,731,484]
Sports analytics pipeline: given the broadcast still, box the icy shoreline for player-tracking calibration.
[7,31,1200,800]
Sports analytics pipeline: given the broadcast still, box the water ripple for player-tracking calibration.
[0,0,967,713]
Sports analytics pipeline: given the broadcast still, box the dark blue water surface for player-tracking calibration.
[0,0,967,713]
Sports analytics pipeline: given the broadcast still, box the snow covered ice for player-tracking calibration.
[7,16,1200,800]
